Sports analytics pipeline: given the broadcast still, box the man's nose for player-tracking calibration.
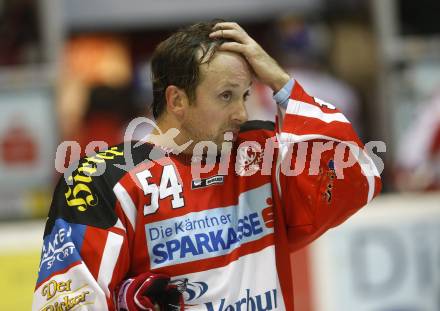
[232,101,248,125]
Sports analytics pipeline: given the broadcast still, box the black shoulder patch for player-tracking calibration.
[94,141,154,186]
[239,120,275,133]
[44,141,155,234]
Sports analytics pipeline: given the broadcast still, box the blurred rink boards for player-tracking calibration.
[0,88,56,309]
[0,193,438,310]
[0,220,44,310]
[0,88,56,219]
[293,192,440,311]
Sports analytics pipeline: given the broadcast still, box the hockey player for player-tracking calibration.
[32,21,382,310]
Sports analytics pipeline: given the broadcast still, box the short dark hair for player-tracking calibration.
[150,20,228,119]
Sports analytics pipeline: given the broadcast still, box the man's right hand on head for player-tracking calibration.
[209,22,290,93]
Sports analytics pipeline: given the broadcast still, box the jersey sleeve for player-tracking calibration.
[274,80,382,251]
[32,148,134,311]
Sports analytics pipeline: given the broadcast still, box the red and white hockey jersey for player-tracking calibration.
[32,81,382,311]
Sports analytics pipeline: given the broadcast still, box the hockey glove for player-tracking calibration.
[116,272,185,311]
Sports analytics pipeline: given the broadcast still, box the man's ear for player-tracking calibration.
[164,85,189,118]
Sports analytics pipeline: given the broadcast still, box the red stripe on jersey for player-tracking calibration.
[114,200,134,235]
[296,99,344,115]
[374,175,383,196]
[119,171,143,214]
[291,80,316,105]
[109,224,127,237]
[152,234,275,276]
[291,81,342,114]
[80,226,108,279]
[106,237,131,311]
[282,113,363,145]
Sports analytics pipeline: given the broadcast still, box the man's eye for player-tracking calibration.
[243,91,251,101]
[220,92,232,101]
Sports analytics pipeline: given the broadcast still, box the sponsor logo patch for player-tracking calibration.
[37,219,86,284]
[65,146,124,212]
[184,281,209,301]
[192,175,225,189]
[145,184,274,268]
[205,288,278,311]
[40,279,91,311]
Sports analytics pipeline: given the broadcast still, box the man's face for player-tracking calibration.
[181,51,252,149]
